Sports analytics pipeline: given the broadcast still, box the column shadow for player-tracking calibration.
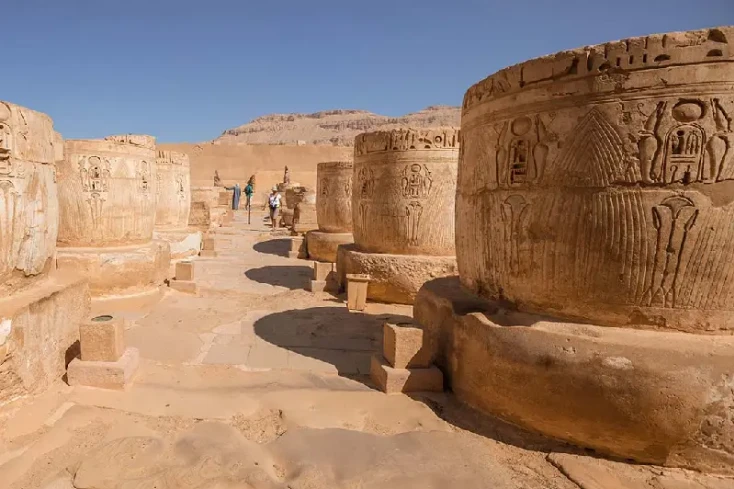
[245,265,313,290]
[253,239,291,257]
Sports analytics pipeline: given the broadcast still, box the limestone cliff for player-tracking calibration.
[214,106,460,146]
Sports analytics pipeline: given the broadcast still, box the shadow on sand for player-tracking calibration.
[253,306,412,377]
[245,265,313,290]
[253,238,291,258]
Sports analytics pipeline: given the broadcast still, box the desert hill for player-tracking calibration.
[214,105,461,146]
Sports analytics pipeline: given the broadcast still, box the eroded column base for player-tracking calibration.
[153,228,203,261]
[306,231,353,263]
[67,347,140,390]
[414,277,734,474]
[0,273,90,405]
[56,241,171,302]
[336,244,457,305]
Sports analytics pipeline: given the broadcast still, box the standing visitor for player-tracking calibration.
[268,186,282,228]
[244,180,254,210]
[224,183,242,210]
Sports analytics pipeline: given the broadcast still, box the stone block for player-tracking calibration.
[289,237,304,253]
[169,280,198,295]
[346,274,370,311]
[202,237,216,251]
[383,322,432,369]
[199,250,218,258]
[313,261,335,281]
[175,261,195,281]
[308,280,327,293]
[370,354,443,394]
[79,315,126,362]
[288,251,300,259]
[67,347,140,390]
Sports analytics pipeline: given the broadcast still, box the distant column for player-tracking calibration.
[306,161,354,262]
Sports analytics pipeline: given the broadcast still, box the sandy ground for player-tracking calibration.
[0,211,731,489]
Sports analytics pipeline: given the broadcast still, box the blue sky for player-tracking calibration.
[3,1,732,142]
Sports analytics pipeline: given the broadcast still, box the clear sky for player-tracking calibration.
[3,0,732,142]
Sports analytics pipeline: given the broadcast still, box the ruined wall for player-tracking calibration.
[0,102,60,296]
[353,128,459,256]
[58,137,157,247]
[316,161,353,233]
[457,26,734,333]
[155,150,191,230]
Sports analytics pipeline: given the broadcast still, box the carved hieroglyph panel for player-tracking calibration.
[457,26,734,332]
[154,150,191,230]
[58,138,157,247]
[353,128,459,256]
[0,102,58,291]
[316,160,353,233]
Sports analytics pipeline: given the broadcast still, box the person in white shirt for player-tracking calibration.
[268,186,282,228]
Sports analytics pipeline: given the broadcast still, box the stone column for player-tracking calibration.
[337,128,459,304]
[190,186,229,231]
[153,150,201,260]
[56,135,170,304]
[416,26,734,473]
[306,161,354,262]
[0,101,90,404]
[292,188,318,236]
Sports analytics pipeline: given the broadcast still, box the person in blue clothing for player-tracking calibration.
[224,183,242,210]
[244,180,254,210]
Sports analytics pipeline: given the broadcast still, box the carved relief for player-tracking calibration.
[501,195,530,276]
[496,116,556,187]
[78,155,111,234]
[405,201,423,246]
[137,161,150,194]
[643,196,698,308]
[357,167,375,199]
[402,164,433,198]
[355,128,460,156]
[0,104,13,164]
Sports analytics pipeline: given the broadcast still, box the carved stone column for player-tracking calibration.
[306,161,354,262]
[337,128,459,304]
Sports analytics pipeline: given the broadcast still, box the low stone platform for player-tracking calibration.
[56,240,171,302]
[414,277,734,474]
[153,228,203,261]
[337,244,457,304]
[67,347,140,390]
[306,231,353,263]
[0,273,90,404]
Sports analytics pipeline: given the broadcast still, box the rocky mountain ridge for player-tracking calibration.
[215,105,461,146]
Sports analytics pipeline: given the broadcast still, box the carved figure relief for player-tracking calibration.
[501,195,531,276]
[176,175,185,199]
[79,156,111,234]
[137,161,150,194]
[401,164,433,198]
[0,115,13,164]
[496,116,555,187]
[405,202,423,246]
[319,178,329,197]
[643,196,698,308]
[357,167,375,199]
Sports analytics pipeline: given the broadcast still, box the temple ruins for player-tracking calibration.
[306,161,354,263]
[0,101,90,404]
[337,128,459,304]
[153,149,202,261]
[56,135,170,305]
[415,25,734,473]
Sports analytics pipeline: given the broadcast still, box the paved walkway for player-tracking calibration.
[125,210,412,376]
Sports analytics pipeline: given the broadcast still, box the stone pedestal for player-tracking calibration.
[306,231,353,263]
[347,128,459,305]
[370,355,443,394]
[346,274,370,311]
[67,313,139,389]
[309,261,336,293]
[57,136,171,303]
[337,244,457,304]
[415,277,734,473]
[0,101,92,404]
[199,236,217,258]
[288,236,306,259]
[169,261,197,294]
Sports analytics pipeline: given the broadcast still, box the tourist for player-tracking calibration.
[268,186,282,228]
[244,181,254,210]
[224,183,241,210]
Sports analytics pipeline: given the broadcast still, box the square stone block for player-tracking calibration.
[79,315,125,362]
[288,251,301,259]
[383,322,432,369]
[169,280,198,295]
[175,261,195,281]
[290,237,304,253]
[202,237,216,251]
[313,261,335,281]
[346,274,370,312]
[199,250,218,258]
[370,355,443,394]
[67,347,140,390]
[308,280,327,292]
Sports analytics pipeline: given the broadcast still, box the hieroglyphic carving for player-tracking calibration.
[643,196,698,308]
[0,104,13,164]
[357,167,374,199]
[137,161,150,194]
[79,156,111,234]
[501,195,530,275]
[496,116,556,187]
[355,128,460,156]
